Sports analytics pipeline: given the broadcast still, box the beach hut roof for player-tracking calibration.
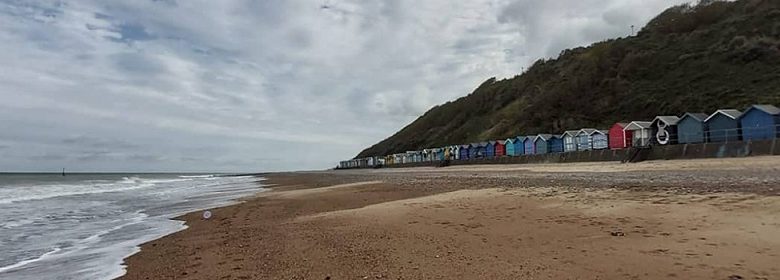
[611,122,628,129]
[590,130,608,136]
[624,121,652,130]
[561,130,579,137]
[653,116,681,126]
[681,112,709,122]
[744,104,780,116]
[460,144,470,148]
[535,134,553,141]
[704,109,742,122]
[577,128,597,136]
[515,136,527,142]
[505,138,515,144]
[480,141,490,146]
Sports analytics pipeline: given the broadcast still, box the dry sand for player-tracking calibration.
[121,157,780,280]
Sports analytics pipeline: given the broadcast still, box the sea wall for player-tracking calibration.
[378,139,780,169]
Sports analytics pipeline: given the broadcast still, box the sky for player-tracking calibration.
[0,0,692,172]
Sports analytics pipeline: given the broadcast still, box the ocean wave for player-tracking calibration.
[177,174,215,179]
[0,247,62,273]
[0,178,166,205]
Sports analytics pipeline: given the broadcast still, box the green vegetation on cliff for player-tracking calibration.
[357,0,780,158]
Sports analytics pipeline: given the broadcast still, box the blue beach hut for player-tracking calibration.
[705,109,742,143]
[576,129,596,151]
[485,141,496,158]
[478,142,489,158]
[739,105,780,141]
[549,135,565,153]
[514,136,527,155]
[677,113,708,144]
[523,136,535,155]
[459,145,470,160]
[561,130,579,152]
[505,138,516,156]
[468,143,479,159]
[534,134,552,154]
[591,130,609,150]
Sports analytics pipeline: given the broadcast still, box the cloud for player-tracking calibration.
[62,135,139,150]
[0,0,691,172]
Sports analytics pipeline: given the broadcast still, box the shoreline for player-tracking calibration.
[120,158,780,279]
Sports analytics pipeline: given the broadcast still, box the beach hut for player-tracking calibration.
[405,151,416,163]
[549,135,564,153]
[468,143,479,159]
[677,113,708,144]
[561,130,579,152]
[422,149,432,162]
[495,140,506,157]
[608,123,630,149]
[451,145,460,160]
[651,116,681,145]
[514,136,527,155]
[505,138,516,156]
[576,129,596,151]
[469,143,488,159]
[705,109,742,143]
[485,141,496,158]
[739,105,780,141]
[624,121,652,147]
[391,153,403,164]
[591,130,609,150]
[523,136,535,155]
[534,135,552,154]
[478,142,489,158]
[459,144,470,160]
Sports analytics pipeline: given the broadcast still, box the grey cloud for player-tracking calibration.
[126,154,166,162]
[30,153,67,161]
[76,151,113,162]
[62,136,138,150]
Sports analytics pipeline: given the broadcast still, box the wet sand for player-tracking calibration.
[121,157,780,280]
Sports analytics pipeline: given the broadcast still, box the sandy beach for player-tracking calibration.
[121,157,780,279]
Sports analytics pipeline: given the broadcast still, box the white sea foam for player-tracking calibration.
[178,174,215,178]
[0,247,62,273]
[0,181,156,205]
[0,174,265,280]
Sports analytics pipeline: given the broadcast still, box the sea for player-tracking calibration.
[0,173,266,280]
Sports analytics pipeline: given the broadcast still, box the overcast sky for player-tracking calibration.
[0,0,691,172]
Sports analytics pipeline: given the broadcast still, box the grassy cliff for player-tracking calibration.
[357,0,780,158]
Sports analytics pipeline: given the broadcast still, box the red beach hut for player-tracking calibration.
[494,140,506,157]
[608,122,631,149]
